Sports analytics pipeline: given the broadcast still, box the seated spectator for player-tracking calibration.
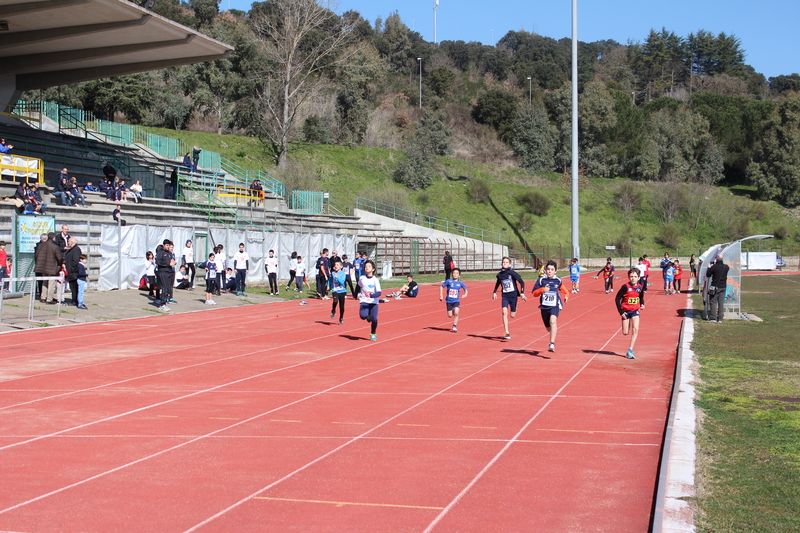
[112,204,126,226]
[182,152,193,172]
[392,275,419,299]
[102,161,117,180]
[129,180,143,203]
[27,182,47,214]
[53,176,75,206]
[69,177,87,206]
[224,268,237,292]
[111,177,123,201]
[98,178,114,200]
[14,182,29,207]
[0,138,13,154]
[83,181,97,192]
[118,179,129,202]
[174,265,192,290]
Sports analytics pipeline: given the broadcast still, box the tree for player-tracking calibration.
[81,74,155,122]
[428,66,456,97]
[472,88,518,139]
[578,81,617,177]
[190,0,220,27]
[247,0,359,168]
[393,110,451,190]
[747,93,800,206]
[510,102,554,173]
[770,73,800,94]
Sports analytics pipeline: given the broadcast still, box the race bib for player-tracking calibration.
[448,288,459,299]
[627,296,640,305]
[501,278,514,293]
[541,292,557,307]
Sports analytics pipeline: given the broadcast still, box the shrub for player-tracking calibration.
[467,179,491,204]
[417,192,430,205]
[657,224,681,250]
[749,202,769,220]
[726,216,752,240]
[517,190,551,216]
[615,181,642,221]
[518,212,535,232]
[302,115,334,144]
[773,225,790,240]
[651,182,688,224]
[612,231,634,256]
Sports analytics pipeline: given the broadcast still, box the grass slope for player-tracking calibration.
[144,126,800,257]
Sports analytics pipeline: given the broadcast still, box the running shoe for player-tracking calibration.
[370,333,377,341]
[502,332,511,340]
[548,342,555,352]
[330,313,335,319]
[338,319,343,325]
[626,349,636,359]
[168,299,177,304]
[451,326,458,333]
[299,301,309,306]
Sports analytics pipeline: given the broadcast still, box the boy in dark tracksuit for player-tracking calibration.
[492,256,527,340]
[155,240,176,311]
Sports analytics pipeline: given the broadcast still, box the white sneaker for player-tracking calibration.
[210,300,216,305]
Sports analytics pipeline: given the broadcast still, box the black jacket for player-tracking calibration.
[706,260,730,288]
[64,245,82,282]
[155,247,173,272]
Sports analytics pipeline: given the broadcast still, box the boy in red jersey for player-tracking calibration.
[596,258,615,293]
[615,268,646,359]
[673,259,683,294]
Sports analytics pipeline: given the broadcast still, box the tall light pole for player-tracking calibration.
[417,58,422,108]
[571,0,580,261]
[433,0,439,45]
[527,76,532,107]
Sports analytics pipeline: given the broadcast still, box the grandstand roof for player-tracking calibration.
[0,0,234,91]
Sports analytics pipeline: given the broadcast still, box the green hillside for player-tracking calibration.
[145,126,800,258]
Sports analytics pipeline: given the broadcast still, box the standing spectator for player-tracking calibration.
[286,251,298,291]
[55,225,71,254]
[144,251,158,300]
[0,138,14,153]
[76,254,88,309]
[689,254,698,291]
[642,254,652,290]
[33,234,48,299]
[192,146,202,172]
[168,167,179,200]
[265,249,278,295]
[315,248,330,299]
[705,254,730,323]
[181,240,196,289]
[102,161,117,180]
[248,180,263,207]
[443,250,454,280]
[63,237,81,306]
[232,242,250,296]
[69,177,87,206]
[129,180,143,203]
[214,244,226,294]
[155,240,176,311]
[659,252,672,291]
[182,153,192,172]
[112,205,126,225]
[34,233,62,304]
[0,240,8,287]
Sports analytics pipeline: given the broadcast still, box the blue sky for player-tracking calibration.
[223,0,799,79]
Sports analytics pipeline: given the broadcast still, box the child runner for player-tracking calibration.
[673,259,683,294]
[492,256,527,340]
[597,258,615,293]
[532,260,569,352]
[329,260,348,325]
[358,260,382,341]
[642,254,651,290]
[295,255,309,292]
[665,261,675,295]
[341,254,357,297]
[615,267,646,359]
[199,252,218,305]
[440,268,468,332]
[569,258,581,293]
[265,249,279,295]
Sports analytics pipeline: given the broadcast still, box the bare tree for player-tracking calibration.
[249,0,359,169]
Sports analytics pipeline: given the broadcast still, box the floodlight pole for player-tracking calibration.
[417,58,422,108]
[571,0,580,260]
[433,0,439,45]
[527,77,532,107]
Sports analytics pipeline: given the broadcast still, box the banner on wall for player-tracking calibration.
[15,215,55,253]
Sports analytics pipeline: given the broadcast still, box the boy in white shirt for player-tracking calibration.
[232,243,249,295]
[265,249,279,295]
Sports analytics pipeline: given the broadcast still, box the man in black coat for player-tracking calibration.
[63,237,82,306]
[155,240,176,310]
[705,254,730,323]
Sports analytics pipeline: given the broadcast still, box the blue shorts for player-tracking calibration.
[621,310,640,319]
[665,277,674,282]
[446,301,460,312]
[501,295,518,312]
[570,276,579,283]
[540,307,560,327]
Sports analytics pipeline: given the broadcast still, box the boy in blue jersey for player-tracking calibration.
[328,260,348,324]
[440,268,468,332]
[532,260,570,353]
[492,256,527,340]
[569,258,581,293]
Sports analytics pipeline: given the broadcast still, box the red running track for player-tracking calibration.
[0,278,684,532]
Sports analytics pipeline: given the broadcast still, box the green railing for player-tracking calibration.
[177,176,265,231]
[221,158,285,198]
[355,197,510,245]
[291,190,324,214]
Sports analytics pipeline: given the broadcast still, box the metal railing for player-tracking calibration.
[177,177,264,232]
[221,158,285,198]
[355,197,510,245]
[291,190,324,214]
[0,154,44,184]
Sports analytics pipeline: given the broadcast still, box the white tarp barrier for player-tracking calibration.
[99,224,356,291]
[741,252,777,270]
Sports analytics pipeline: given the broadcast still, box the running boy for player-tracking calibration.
[569,258,581,293]
[492,256,527,340]
[532,260,569,352]
[615,268,646,359]
[329,260,348,325]
[440,268,468,332]
[358,260,382,341]
[597,258,615,293]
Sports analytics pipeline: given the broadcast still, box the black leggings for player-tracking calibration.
[604,277,613,291]
[268,272,278,292]
[331,292,346,319]
[345,276,356,296]
[186,263,196,286]
[287,270,296,289]
[360,303,378,334]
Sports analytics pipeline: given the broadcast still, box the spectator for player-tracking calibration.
[57,167,69,184]
[705,254,730,323]
[14,182,30,208]
[155,240,176,311]
[168,167,179,200]
[102,161,117,180]
[0,138,14,153]
[69,177,87,206]
[98,178,114,201]
[33,234,47,299]
[112,204,126,226]
[248,180,263,207]
[63,237,81,306]
[55,224,71,254]
[443,250,454,280]
[27,182,47,214]
[223,268,237,292]
[182,153,192,172]
[0,240,8,286]
[111,177,123,201]
[129,180,143,203]
[192,146,202,172]
[174,265,192,290]
[83,181,97,192]
[76,254,88,310]
[33,232,62,304]
[118,179,129,202]
[53,176,75,206]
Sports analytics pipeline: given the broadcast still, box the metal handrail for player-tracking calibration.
[355,197,510,245]
[221,157,286,198]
